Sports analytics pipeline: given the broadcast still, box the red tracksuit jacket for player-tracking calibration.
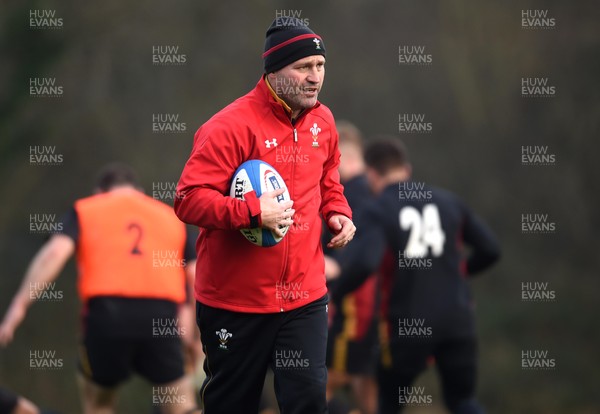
[175,77,352,313]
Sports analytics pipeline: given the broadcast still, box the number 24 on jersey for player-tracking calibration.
[400,204,445,258]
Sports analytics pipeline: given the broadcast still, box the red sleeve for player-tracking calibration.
[174,121,261,230]
[320,123,352,226]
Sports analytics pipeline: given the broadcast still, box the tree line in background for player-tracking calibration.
[0,0,598,412]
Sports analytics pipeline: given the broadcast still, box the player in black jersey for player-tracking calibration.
[329,138,500,414]
[324,121,379,414]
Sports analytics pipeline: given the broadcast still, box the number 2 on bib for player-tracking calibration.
[127,222,143,255]
[399,204,445,258]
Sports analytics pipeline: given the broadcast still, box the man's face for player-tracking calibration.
[268,55,325,114]
[339,143,363,182]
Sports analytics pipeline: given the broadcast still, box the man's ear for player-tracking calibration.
[405,163,413,180]
[365,167,378,192]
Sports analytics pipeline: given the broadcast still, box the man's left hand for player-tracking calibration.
[327,215,356,249]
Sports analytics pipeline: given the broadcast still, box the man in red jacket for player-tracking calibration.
[175,16,355,414]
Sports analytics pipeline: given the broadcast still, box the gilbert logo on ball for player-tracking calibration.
[230,160,291,247]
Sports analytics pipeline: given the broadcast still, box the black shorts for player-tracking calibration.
[326,296,379,375]
[78,296,185,388]
[0,387,18,414]
[378,335,479,413]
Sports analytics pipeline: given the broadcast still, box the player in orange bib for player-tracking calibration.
[0,163,200,414]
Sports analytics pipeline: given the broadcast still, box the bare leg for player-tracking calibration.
[326,368,349,401]
[158,375,197,414]
[350,374,378,414]
[77,373,118,414]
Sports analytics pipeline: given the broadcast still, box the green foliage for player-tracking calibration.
[0,0,598,412]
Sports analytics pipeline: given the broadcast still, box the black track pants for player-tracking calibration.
[196,295,329,414]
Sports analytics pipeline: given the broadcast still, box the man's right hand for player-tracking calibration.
[259,188,294,238]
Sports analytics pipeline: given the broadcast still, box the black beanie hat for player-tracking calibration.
[263,17,326,73]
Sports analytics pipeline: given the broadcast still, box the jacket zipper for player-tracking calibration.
[278,126,299,312]
[277,103,313,311]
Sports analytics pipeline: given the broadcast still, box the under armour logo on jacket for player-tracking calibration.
[265,139,278,148]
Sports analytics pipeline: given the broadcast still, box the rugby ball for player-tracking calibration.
[230,160,291,247]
